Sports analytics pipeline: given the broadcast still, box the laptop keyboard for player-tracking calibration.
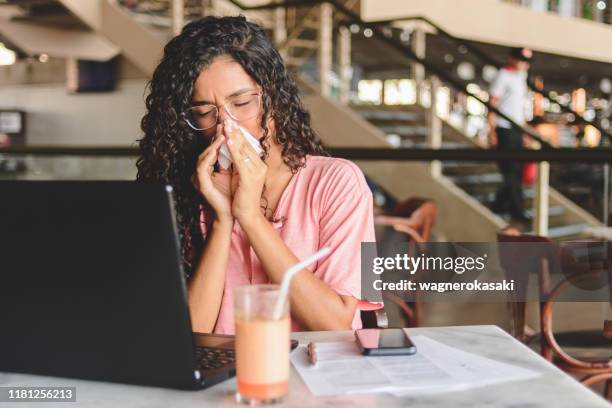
[195,346,235,371]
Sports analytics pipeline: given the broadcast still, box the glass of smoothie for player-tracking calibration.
[234,284,290,405]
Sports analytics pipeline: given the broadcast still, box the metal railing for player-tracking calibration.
[223,0,612,147]
[223,0,551,147]
[2,146,610,234]
[129,0,610,145]
[3,145,612,162]
[366,15,612,144]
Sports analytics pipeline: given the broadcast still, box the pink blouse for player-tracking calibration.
[200,155,376,334]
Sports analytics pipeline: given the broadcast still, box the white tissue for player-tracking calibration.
[217,126,263,170]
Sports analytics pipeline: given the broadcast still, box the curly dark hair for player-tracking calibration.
[136,15,326,276]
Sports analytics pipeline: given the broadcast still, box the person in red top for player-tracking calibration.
[136,16,375,334]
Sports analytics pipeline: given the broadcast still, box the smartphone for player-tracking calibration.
[355,328,417,356]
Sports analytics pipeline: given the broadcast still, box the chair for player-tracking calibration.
[359,295,424,329]
[375,197,437,243]
[372,197,437,328]
[497,232,612,399]
[359,300,388,329]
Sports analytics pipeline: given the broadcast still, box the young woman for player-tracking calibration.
[136,16,374,334]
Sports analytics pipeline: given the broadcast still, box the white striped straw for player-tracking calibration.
[272,247,331,320]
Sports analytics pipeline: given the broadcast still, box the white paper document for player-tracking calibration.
[291,335,541,396]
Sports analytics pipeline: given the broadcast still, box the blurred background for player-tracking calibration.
[1,0,611,395]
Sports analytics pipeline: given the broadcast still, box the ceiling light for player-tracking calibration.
[457,62,475,81]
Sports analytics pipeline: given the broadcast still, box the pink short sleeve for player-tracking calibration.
[314,160,376,300]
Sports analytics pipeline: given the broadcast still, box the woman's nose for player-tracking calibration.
[218,106,230,123]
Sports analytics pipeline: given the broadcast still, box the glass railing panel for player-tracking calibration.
[550,162,611,225]
[348,156,611,240]
[328,24,494,147]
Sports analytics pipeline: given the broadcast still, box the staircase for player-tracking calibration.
[350,102,600,240]
[278,6,320,69]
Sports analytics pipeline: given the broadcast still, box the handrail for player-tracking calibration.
[3,146,612,162]
[113,0,609,145]
[225,0,611,147]
[371,15,612,143]
[226,0,552,148]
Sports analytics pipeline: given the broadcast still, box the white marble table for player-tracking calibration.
[0,325,608,407]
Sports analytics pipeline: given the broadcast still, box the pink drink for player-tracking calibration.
[236,317,290,400]
[234,285,290,405]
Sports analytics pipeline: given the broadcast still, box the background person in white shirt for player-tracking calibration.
[487,47,532,222]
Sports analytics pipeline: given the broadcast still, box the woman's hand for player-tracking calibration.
[193,125,233,223]
[224,119,268,225]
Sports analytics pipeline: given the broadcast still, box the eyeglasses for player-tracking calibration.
[182,90,262,131]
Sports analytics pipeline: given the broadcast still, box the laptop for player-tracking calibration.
[0,181,238,389]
